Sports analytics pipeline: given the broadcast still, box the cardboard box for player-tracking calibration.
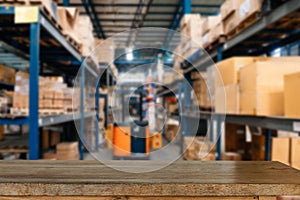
[201,16,221,35]
[221,152,242,160]
[216,57,259,87]
[240,61,300,116]
[271,137,290,165]
[43,151,57,160]
[284,72,300,118]
[56,142,79,160]
[251,134,265,161]
[50,131,60,146]
[42,129,49,149]
[290,138,300,164]
[0,64,16,84]
[166,123,179,142]
[222,0,244,34]
[225,123,246,155]
[57,7,79,41]
[0,126,4,141]
[209,22,224,43]
[180,14,201,29]
[180,15,202,44]
[221,0,238,20]
[239,0,263,23]
[215,84,239,114]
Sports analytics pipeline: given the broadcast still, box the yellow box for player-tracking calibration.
[290,138,300,164]
[240,61,300,116]
[215,84,239,114]
[284,72,300,118]
[271,138,290,165]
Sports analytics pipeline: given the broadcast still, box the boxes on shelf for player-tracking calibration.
[221,152,242,160]
[0,64,16,84]
[56,142,79,160]
[201,16,221,36]
[57,6,79,42]
[180,14,202,41]
[209,21,224,44]
[222,0,244,35]
[29,0,58,21]
[215,84,240,114]
[93,39,114,66]
[0,126,4,141]
[192,72,211,108]
[151,133,162,149]
[183,136,216,160]
[165,119,179,142]
[50,131,60,146]
[76,16,94,57]
[251,134,265,161]
[240,60,300,116]
[43,151,57,160]
[271,137,290,165]
[284,72,300,118]
[239,0,263,24]
[225,123,246,156]
[290,138,300,167]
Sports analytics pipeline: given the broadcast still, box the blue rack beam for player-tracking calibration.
[80,11,219,16]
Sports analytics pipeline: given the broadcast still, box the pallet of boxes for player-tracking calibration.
[191,71,212,110]
[221,0,263,39]
[44,141,79,160]
[183,137,216,160]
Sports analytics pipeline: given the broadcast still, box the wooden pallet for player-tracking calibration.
[10,107,28,117]
[0,0,27,5]
[39,109,65,116]
[65,34,82,51]
[205,35,226,52]
[227,12,261,40]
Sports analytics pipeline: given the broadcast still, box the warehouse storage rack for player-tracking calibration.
[158,0,300,160]
[0,6,110,160]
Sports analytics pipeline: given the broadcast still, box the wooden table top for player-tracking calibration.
[0,160,299,197]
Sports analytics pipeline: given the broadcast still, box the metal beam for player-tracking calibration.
[79,11,219,16]
[68,3,220,8]
[88,0,105,38]
[63,0,69,6]
[184,0,191,14]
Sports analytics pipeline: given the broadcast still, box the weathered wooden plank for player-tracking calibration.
[0,196,260,200]
[258,196,276,200]
[0,161,299,196]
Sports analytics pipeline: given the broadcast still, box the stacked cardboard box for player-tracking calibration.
[57,6,80,43]
[191,72,211,108]
[180,14,202,59]
[240,60,300,116]
[271,137,290,165]
[0,64,16,84]
[201,16,221,47]
[56,142,79,160]
[225,123,247,158]
[183,136,216,160]
[12,72,79,112]
[221,152,242,160]
[284,72,300,118]
[221,0,263,37]
[251,134,265,161]
[0,126,4,141]
[165,120,179,142]
[290,138,300,170]
[77,16,94,57]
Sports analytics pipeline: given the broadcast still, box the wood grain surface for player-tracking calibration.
[0,161,298,197]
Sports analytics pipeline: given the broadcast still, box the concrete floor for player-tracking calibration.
[84,139,181,161]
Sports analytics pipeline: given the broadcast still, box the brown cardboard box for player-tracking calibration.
[240,61,300,116]
[201,16,221,35]
[225,123,246,155]
[42,129,49,149]
[180,15,202,44]
[271,137,290,165]
[221,0,237,20]
[290,138,300,165]
[222,0,244,34]
[43,151,57,160]
[221,152,242,160]
[180,14,201,29]
[57,7,79,41]
[50,131,60,146]
[209,22,224,43]
[284,72,300,118]
[251,134,265,161]
[239,0,263,23]
[166,123,179,142]
[0,126,4,141]
[183,137,216,160]
[216,57,259,87]
[0,64,16,84]
[56,142,79,160]
[215,84,239,114]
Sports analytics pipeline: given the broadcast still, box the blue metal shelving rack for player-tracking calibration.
[0,6,99,160]
[158,0,300,161]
